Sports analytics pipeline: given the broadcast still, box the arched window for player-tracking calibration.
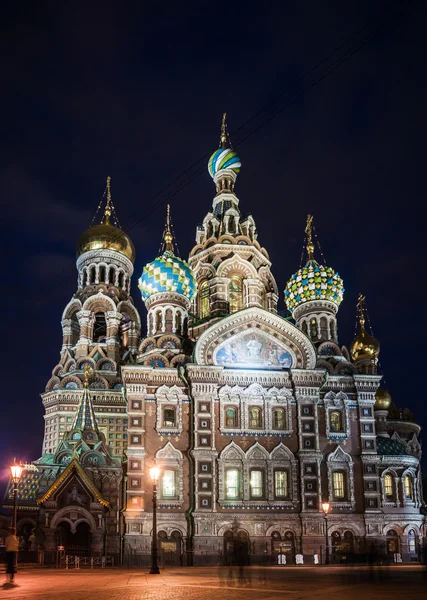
[163,407,176,427]
[162,470,176,498]
[384,474,393,499]
[93,312,107,342]
[225,407,237,428]
[199,281,210,319]
[156,311,162,332]
[225,468,240,499]
[320,316,328,339]
[274,471,288,498]
[273,408,286,429]
[301,321,308,335]
[386,530,399,554]
[329,411,342,432]
[332,471,345,499]
[249,407,262,428]
[99,265,106,283]
[404,475,413,499]
[229,275,243,313]
[408,530,417,553]
[310,318,318,340]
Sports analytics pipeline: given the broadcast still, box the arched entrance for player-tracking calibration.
[157,530,182,566]
[55,520,92,556]
[386,530,399,558]
[17,522,34,550]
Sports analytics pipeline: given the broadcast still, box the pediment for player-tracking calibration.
[194,307,316,369]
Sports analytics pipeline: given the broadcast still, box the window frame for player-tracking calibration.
[199,280,210,319]
[332,470,346,500]
[384,473,394,499]
[274,470,288,499]
[273,408,286,430]
[163,406,176,428]
[161,469,177,499]
[229,275,244,313]
[249,406,262,429]
[224,406,238,428]
[249,469,264,499]
[329,411,342,433]
[225,468,241,500]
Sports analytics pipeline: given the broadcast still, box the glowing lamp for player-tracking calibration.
[322,502,330,514]
[150,466,160,483]
[10,463,23,482]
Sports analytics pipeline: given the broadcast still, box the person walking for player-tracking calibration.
[5,528,19,584]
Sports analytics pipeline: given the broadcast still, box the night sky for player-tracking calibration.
[2,0,426,485]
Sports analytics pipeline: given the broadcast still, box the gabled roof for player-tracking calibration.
[37,459,110,508]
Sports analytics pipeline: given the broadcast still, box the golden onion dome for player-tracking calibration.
[350,329,380,363]
[375,386,392,410]
[77,222,135,263]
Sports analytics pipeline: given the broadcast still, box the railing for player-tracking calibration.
[61,555,115,569]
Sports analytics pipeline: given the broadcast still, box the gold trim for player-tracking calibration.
[37,459,110,508]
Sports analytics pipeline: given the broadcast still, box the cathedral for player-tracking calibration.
[6,116,424,565]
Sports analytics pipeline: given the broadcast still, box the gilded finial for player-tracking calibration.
[305,214,315,261]
[83,364,93,388]
[164,204,174,252]
[220,113,228,148]
[104,176,112,225]
[357,293,366,331]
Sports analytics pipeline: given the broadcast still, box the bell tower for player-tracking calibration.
[41,178,140,458]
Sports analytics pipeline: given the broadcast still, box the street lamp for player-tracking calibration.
[10,462,23,530]
[322,502,330,565]
[149,466,161,574]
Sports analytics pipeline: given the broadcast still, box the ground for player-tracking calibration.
[1,565,426,599]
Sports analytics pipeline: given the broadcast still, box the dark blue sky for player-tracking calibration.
[1,0,426,481]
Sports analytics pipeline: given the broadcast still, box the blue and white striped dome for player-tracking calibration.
[208,148,241,178]
[138,251,197,302]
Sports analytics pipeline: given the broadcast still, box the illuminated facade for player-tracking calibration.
[6,119,425,563]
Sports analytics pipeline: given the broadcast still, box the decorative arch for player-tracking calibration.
[194,307,316,369]
[219,440,246,460]
[50,506,97,533]
[82,291,117,314]
[117,300,141,328]
[62,299,83,321]
[246,441,269,460]
[217,255,258,280]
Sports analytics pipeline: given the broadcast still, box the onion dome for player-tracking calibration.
[208,113,241,179]
[375,387,392,410]
[138,205,197,302]
[77,177,135,263]
[284,215,344,312]
[350,294,380,362]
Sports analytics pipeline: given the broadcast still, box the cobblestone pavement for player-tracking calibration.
[1,565,426,599]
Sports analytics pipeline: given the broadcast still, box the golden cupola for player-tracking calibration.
[350,293,380,363]
[375,387,392,410]
[77,177,135,263]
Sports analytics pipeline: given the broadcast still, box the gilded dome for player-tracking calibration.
[77,223,135,263]
[375,386,392,410]
[350,328,380,363]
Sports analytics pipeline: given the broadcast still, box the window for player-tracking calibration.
[163,407,176,427]
[273,408,286,429]
[249,407,262,428]
[250,470,264,498]
[199,281,210,318]
[225,407,237,428]
[330,411,342,432]
[408,530,416,553]
[404,475,413,499]
[332,471,345,499]
[275,471,288,498]
[310,318,318,340]
[225,469,240,499]
[162,470,176,498]
[229,276,243,313]
[384,474,393,499]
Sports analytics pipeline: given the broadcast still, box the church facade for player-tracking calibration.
[6,118,425,564]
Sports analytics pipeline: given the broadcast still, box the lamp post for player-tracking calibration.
[322,502,330,565]
[149,466,160,574]
[10,462,23,530]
